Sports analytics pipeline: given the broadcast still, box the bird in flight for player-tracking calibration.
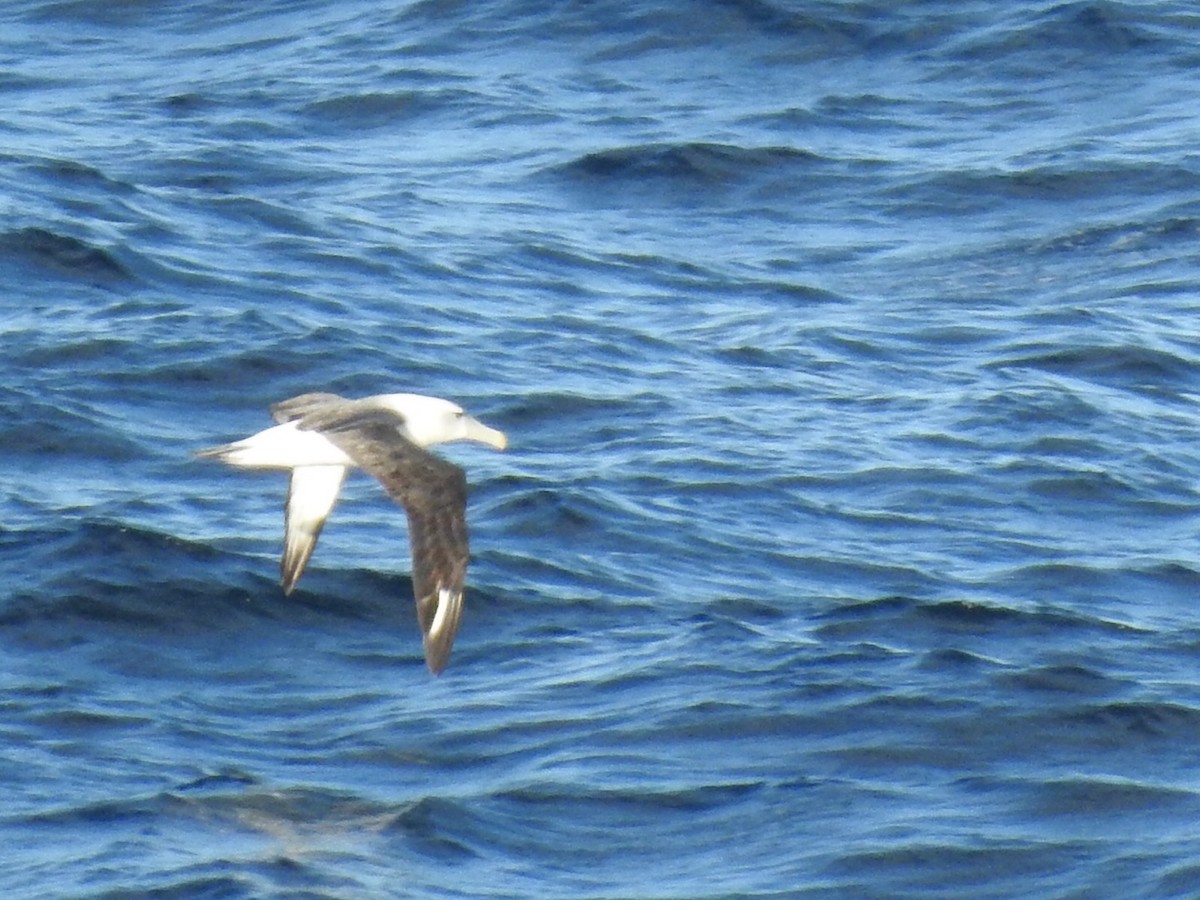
[198,392,507,674]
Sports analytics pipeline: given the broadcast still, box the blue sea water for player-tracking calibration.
[3,0,1200,896]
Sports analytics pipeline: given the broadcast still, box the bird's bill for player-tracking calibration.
[464,417,508,450]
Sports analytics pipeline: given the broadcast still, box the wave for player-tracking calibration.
[0,226,132,283]
[986,342,1196,392]
[551,141,818,188]
[811,594,1127,645]
[0,390,144,461]
[300,89,484,131]
[546,141,824,208]
[0,519,422,637]
[884,162,1200,222]
[954,1,1164,62]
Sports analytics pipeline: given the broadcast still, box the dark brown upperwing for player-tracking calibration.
[320,422,469,675]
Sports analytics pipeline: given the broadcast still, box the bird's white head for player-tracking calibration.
[381,393,508,450]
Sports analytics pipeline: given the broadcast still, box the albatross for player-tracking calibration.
[198,392,507,674]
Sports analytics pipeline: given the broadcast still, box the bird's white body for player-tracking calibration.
[210,393,506,470]
[210,421,354,468]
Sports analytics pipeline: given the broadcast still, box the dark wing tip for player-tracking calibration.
[281,514,329,596]
[419,588,464,675]
[280,544,307,595]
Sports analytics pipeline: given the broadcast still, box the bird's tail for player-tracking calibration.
[196,422,344,469]
[195,424,299,468]
[195,439,255,466]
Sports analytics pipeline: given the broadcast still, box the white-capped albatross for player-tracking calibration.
[197,392,507,675]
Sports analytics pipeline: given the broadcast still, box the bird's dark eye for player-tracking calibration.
[453,411,464,419]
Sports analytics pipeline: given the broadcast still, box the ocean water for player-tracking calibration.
[3,1,1200,896]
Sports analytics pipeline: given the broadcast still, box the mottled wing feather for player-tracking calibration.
[403,465,469,674]
[280,396,409,437]
[318,422,469,675]
[270,392,348,425]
